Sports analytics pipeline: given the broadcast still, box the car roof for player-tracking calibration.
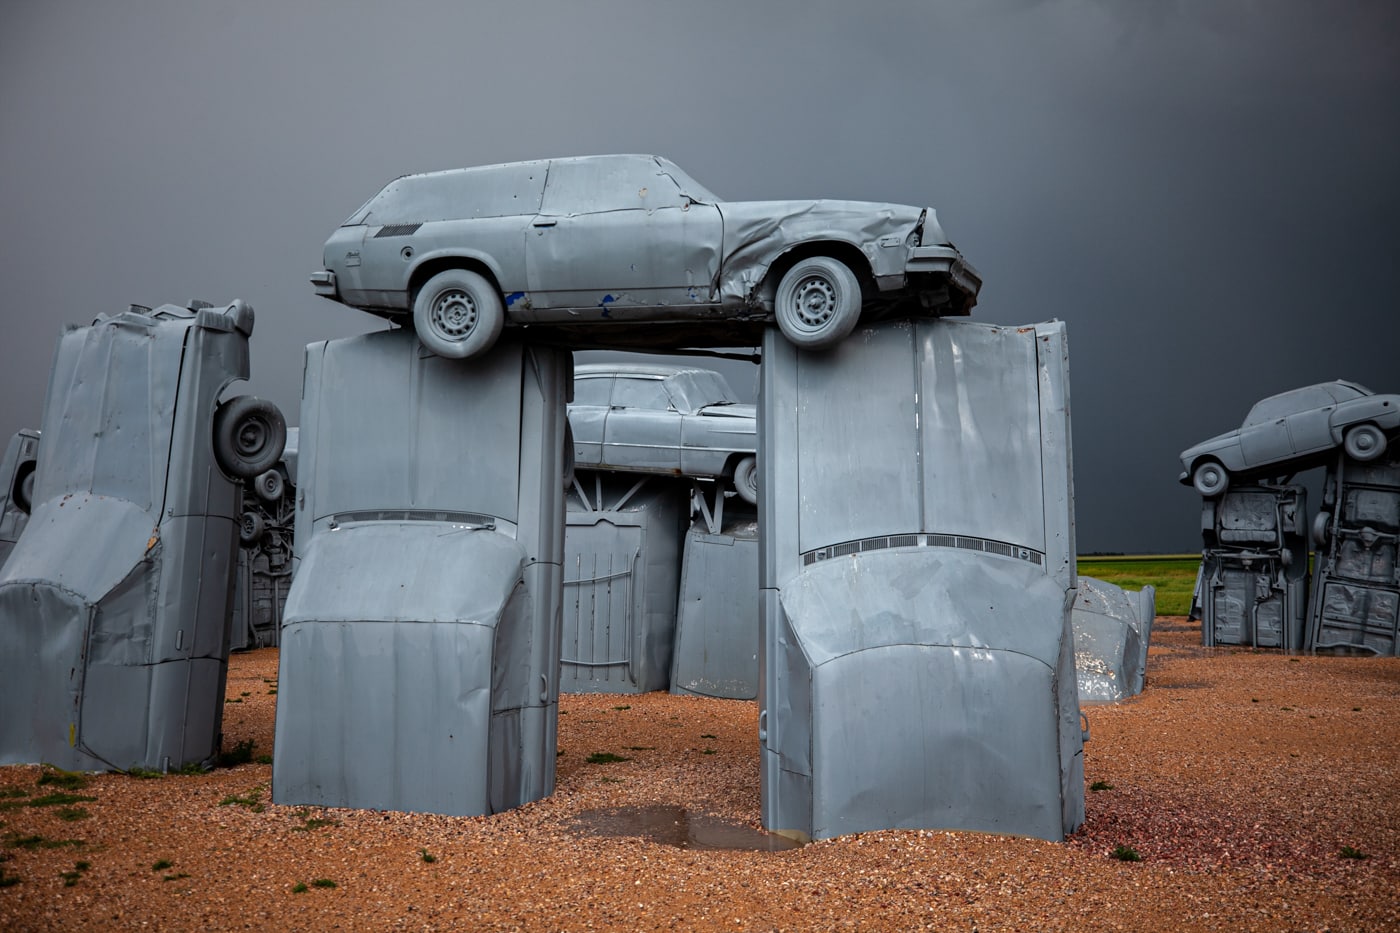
[1243,380,1373,426]
[575,363,714,379]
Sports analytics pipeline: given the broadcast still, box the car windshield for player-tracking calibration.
[664,370,737,413]
[656,158,721,204]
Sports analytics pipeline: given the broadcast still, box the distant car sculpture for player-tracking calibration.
[568,363,758,504]
[1179,380,1400,497]
[312,154,980,358]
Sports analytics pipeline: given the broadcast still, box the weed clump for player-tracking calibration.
[1089,781,1114,792]
[1110,844,1142,862]
[1339,846,1370,860]
[216,740,256,768]
[311,878,337,889]
[419,848,436,864]
[586,752,631,765]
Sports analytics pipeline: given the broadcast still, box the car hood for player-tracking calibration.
[1178,431,1242,481]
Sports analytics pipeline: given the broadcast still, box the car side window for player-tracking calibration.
[572,376,613,408]
[610,377,671,411]
[540,157,681,215]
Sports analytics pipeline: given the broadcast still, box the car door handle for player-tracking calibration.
[532,218,557,228]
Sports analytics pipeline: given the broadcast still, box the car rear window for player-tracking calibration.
[359,161,548,224]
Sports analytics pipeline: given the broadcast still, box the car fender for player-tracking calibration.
[1327,395,1400,443]
[407,248,516,302]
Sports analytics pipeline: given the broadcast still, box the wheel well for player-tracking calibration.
[408,258,503,304]
[764,242,875,296]
[723,452,755,478]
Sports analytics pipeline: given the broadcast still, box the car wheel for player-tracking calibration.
[12,462,35,515]
[1343,423,1386,462]
[732,455,758,505]
[213,396,287,480]
[239,511,265,546]
[562,418,576,491]
[1192,460,1229,498]
[413,269,505,360]
[774,257,862,349]
[1312,510,1332,548]
[254,469,285,502]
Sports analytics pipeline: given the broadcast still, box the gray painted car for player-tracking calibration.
[312,154,980,358]
[569,363,758,504]
[1180,380,1400,497]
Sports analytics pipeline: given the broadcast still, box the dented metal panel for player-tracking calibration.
[0,302,260,771]
[560,472,687,694]
[1073,576,1155,703]
[273,329,569,815]
[670,503,760,700]
[1309,452,1400,654]
[759,318,1082,842]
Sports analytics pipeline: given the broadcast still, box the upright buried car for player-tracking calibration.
[568,363,758,504]
[312,154,980,358]
[1180,380,1400,497]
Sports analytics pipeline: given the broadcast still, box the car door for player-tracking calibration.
[525,156,722,315]
[602,376,682,472]
[568,374,613,467]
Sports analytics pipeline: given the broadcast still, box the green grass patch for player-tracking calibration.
[702,748,716,755]
[1089,781,1114,792]
[4,833,83,850]
[55,807,89,822]
[162,873,190,882]
[1077,555,1199,615]
[311,878,337,889]
[123,767,164,780]
[585,752,631,765]
[1339,846,1370,860]
[290,812,339,832]
[217,787,265,812]
[255,754,273,765]
[419,848,436,864]
[0,867,19,888]
[0,788,27,800]
[26,792,97,808]
[1110,844,1142,862]
[291,881,308,894]
[36,768,89,791]
[152,859,173,871]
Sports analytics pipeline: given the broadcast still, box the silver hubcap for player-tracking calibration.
[791,275,837,328]
[431,288,478,340]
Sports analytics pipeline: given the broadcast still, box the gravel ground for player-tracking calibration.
[1,616,1396,931]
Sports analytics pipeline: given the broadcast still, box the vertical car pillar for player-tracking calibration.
[0,429,39,572]
[0,301,280,772]
[273,329,569,816]
[758,318,1083,842]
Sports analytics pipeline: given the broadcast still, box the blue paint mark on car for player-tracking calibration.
[504,291,525,307]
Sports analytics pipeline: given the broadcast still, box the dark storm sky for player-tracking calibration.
[2,0,1397,553]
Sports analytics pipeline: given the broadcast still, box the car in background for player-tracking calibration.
[1180,380,1400,497]
[312,154,980,358]
[568,363,757,504]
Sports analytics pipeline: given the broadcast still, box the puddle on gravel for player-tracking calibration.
[574,805,804,851]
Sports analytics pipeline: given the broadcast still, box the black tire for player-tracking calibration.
[254,469,285,502]
[732,455,758,505]
[773,257,862,349]
[213,396,287,480]
[1343,423,1386,462]
[239,511,265,545]
[12,461,35,514]
[1313,510,1332,549]
[562,418,576,491]
[413,269,505,359]
[1192,460,1229,498]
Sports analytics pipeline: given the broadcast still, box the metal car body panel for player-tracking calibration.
[0,428,39,572]
[1072,576,1155,704]
[0,302,256,771]
[758,317,1081,842]
[670,503,760,700]
[1309,452,1400,655]
[314,154,980,348]
[569,363,756,481]
[561,472,687,694]
[273,329,569,815]
[1197,483,1309,650]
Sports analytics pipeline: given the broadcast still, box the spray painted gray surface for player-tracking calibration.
[1197,484,1309,650]
[561,472,687,694]
[670,496,760,700]
[0,301,284,771]
[1073,577,1155,704]
[273,329,569,816]
[1309,452,1400,655]
[313,154,980,358]
[759,318,1082,842]
[570,364,758,504]
[231,428,298,651]
[0,429,39,571]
